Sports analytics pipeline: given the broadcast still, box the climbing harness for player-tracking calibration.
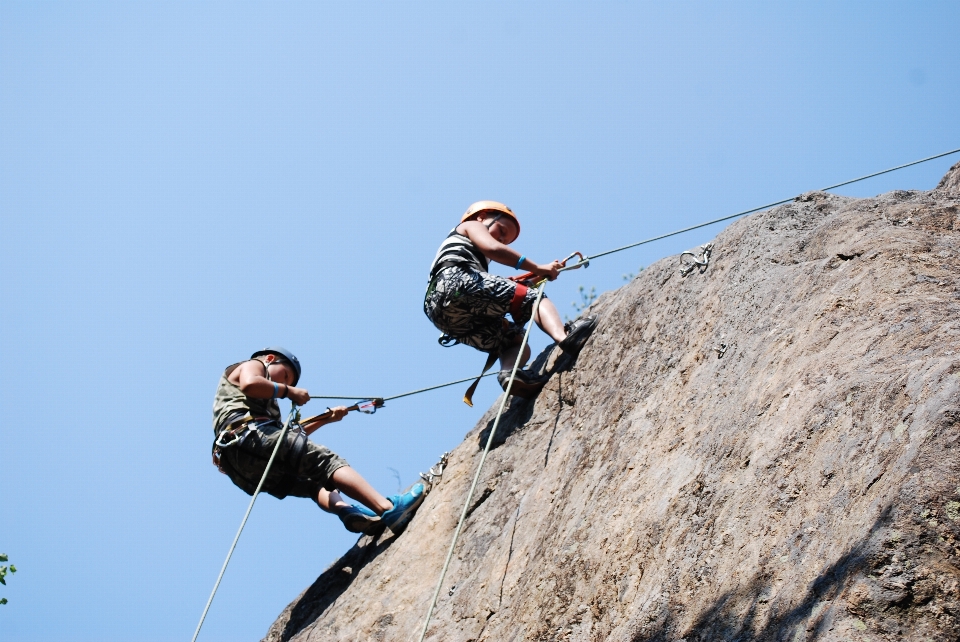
[679,243,713,277]
[193,404,302,642]
[417,281,547,642]
[458,251,588,406]
[213,414,256,453]
[462,352,501,408]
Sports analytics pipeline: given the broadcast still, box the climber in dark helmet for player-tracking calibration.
[424,201,597,400]
[211,347,425,535]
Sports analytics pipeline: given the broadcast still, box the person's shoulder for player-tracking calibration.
[227,359,265,376]
[457,220,484,236]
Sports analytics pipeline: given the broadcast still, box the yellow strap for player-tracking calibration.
[463,351,500,407]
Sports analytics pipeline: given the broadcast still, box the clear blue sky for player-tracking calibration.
[2,3,958,641]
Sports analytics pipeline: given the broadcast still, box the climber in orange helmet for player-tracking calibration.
[424,201,597,399]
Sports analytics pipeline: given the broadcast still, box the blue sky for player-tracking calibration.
[2,3,959,641]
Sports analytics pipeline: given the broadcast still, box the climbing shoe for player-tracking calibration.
[381,483,426,535]
[497,368,549,399]
[338,504,382,535]
[558,315,597,356]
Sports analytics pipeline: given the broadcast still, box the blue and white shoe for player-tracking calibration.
[381,483,426,534]
[351,503,378,517]
[338,504,382,534]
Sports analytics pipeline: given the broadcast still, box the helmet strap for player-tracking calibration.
[482,212,503,230]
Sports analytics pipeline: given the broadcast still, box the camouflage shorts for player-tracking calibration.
[218,420,348,501]
[423,266,543,354]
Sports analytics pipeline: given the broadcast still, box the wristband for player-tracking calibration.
[272,382,279,399]
[282,384,288,399]
[515,255,526,270]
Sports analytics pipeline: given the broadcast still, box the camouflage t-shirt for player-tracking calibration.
[212,361,282,434]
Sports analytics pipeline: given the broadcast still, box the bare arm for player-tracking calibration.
[458,221,561,279]
[231,360,311,405]
[301,406,349,436]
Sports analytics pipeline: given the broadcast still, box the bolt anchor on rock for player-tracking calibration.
[420,452,449,486]
[680,243,714,277]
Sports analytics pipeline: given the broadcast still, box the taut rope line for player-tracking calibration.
[416,282,548,642]
[572,146,960,265]
[311,148,960,408]
[191,405,299,642]
[309,372,499,403]
[313,148,960,407]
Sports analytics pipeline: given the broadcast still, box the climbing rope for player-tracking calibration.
[412,147,960,640]
[194,147,959,640]
[308,372,499,403]
[416,282,548,642]
[191,405,301,642]
[304,148,960,410]
[564,146,960,267]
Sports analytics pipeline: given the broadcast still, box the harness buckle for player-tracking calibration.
[212,414,257,472]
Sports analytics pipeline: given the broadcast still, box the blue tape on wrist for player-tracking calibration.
[515,255,526,270]
[272,382,278,399]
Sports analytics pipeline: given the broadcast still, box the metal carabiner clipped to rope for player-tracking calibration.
[299,397,385,430]
[509,250,588,286]
[356,398,384,414]
[558,250,590,273]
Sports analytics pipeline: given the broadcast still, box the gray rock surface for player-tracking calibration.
[265,161,960,642]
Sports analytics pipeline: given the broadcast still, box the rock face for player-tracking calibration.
[265,162,960,642]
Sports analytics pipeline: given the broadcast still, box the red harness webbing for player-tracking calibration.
[509,283,528,317]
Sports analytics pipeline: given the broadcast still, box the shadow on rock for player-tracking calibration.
[635,506,893,642]
[477,394,536,450]
[477,346,577,451]
[262,530,398,642]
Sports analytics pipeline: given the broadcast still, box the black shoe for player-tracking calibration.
[498,368,548,399]
[558,315,597,356]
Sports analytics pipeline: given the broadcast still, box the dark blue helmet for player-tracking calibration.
[251,347,302,385]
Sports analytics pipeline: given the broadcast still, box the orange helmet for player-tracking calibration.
[460,201,521,240]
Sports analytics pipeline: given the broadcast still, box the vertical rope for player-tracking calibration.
[191,406,298,642]
[416,282,547,642]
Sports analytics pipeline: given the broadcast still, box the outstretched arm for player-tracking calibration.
[301,406,349,436]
